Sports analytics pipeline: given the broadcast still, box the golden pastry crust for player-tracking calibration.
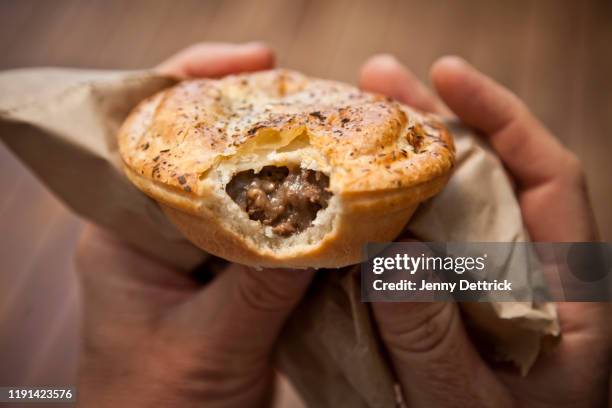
[118,69,455,268]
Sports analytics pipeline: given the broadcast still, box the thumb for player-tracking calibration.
[372,300,510,406]
[359,54,448,114]
[172,263,314,358]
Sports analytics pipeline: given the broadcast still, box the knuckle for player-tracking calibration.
[494,114,527,157]
[380,302,457,355]
[237,268,299,313]
[564,151,585,180]
[150,341,270,401]
[554,151,587,190]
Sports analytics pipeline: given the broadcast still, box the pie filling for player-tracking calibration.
[226,166,332,236]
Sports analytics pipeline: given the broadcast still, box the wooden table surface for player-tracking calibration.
[0,0,610,405]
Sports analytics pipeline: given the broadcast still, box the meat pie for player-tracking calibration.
[118,69,455,268]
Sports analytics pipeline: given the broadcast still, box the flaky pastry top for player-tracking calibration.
[118,69,454,197]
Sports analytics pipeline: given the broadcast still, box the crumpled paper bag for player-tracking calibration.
[0,69,559,408]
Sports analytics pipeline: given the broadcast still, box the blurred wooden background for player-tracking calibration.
[0,0,610,405]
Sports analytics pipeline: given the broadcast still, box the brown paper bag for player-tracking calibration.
[0,69,559,408]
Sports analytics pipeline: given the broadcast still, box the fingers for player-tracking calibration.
[431,56,599,241]
[157,264,313,407]
[430,56,575,188]
[156,42,275,79]
[174,263,314,357]
[372,301,512,407]
[360,54,449,114]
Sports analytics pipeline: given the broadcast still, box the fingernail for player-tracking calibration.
[242,41,268,50]
[438,55,469,68]
[372,53,400,67]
